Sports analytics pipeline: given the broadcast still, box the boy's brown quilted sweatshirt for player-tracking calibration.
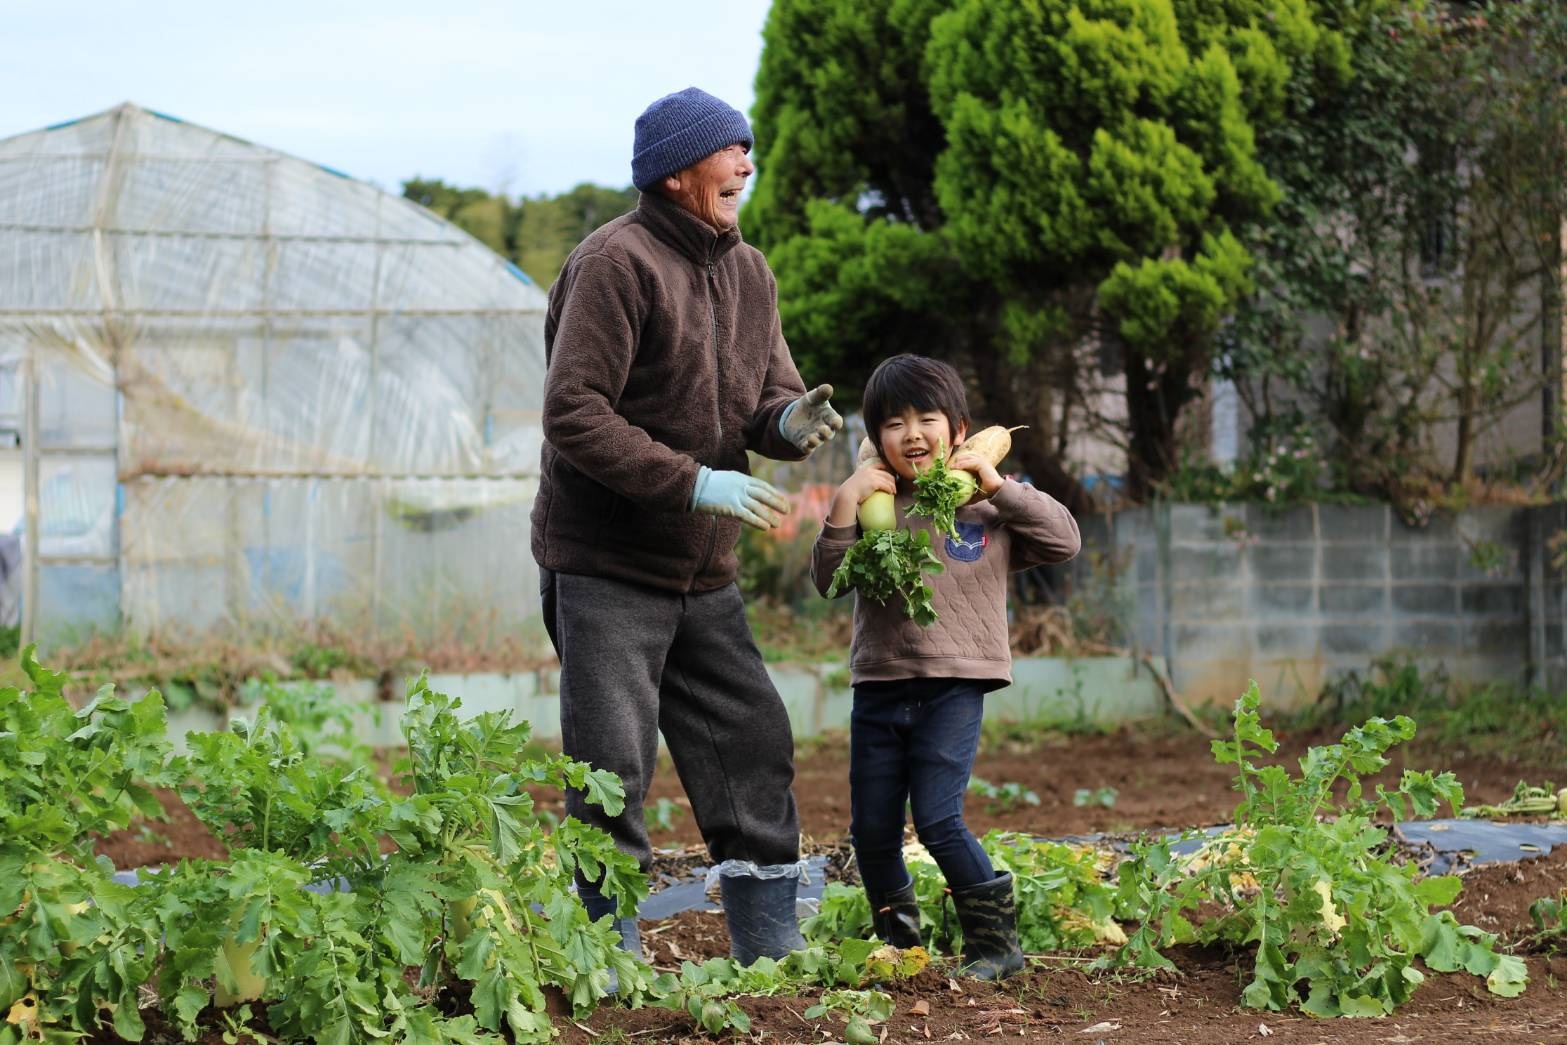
[809,479,1080,686]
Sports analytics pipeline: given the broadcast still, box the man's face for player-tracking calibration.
[660,143,754,230]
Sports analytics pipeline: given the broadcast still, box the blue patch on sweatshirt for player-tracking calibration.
[945,520,989,562]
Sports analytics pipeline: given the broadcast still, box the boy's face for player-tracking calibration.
[877,407,968,481]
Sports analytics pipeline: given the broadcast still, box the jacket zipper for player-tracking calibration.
[692,252,721,589]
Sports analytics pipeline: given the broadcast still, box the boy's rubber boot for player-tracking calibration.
[867,881,922,949]
[949,872,1025,981]
[719,873,806,964]
[581,893,643,995]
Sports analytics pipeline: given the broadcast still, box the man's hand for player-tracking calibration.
[692,466,791,530]
[780,384,844,453]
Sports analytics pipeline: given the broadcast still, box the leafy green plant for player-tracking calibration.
[652,941,910,1039]
[178,704,392,876]
[658,970,753,1037]
[826,528,944,626]
[3,649,942,1044]
[1548,528,1567,576]
[1108,681,1529,1016]
[1460,780,1566,820]
[967,776,1041,813]
[289,642,370,679]
[1312,655,1450,725]
[907,449,970,540]
[804,833,1120,957]
[1074,787,1119,809]
[987,833,1124,952]
[644,797,686,833]
[804,989,893,1045]
[0,647,174,1043]
[217,1003,272,1044]
[1160,422,1331,506]
[154,672,658,1043]
[0,650,666,1044]
[1463,537,1513,578]
[1305,657,1567,767]
[1523,892,1566,956]
[237,678,378,768]
[1,647,173,859]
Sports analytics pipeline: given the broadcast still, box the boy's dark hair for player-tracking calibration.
[862,354,972,453]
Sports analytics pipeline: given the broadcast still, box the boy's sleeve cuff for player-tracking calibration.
[818,520,859,546]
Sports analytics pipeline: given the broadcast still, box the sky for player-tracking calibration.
[0,0,776,197]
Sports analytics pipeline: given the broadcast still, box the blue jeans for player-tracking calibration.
[849,677,996,897]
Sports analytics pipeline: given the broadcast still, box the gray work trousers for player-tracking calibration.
[540,568,801,889]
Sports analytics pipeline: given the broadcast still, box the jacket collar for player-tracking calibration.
[636,190,743,267]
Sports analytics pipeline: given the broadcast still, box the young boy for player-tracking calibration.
[809,354,1081,980]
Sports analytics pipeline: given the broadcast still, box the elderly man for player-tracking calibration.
[532,86,842,967]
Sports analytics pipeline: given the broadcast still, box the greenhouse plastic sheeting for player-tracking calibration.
[0,103,551,646]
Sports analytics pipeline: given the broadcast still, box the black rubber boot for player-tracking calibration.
[867,881,922,949]
[581,893,643,994]
[718,873,806,964]
[949,872,1024,981]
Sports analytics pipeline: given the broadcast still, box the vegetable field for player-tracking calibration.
[9,652,1567,1043]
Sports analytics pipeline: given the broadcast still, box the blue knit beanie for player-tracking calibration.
[631,87,753,191]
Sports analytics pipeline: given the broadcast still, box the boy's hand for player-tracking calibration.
[826,461,896,527]
[948,450,1003,500]
[849,461,898,502]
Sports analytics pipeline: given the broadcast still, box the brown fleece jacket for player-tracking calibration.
[810,479,1081,686]
[531,191,807,592]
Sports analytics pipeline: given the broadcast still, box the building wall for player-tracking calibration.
[1068,501,1566,707]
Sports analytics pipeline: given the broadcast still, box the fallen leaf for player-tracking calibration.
[912,1000,931,1016]
[1079,1021,1120,1034]
[1258,1023,1272,1037]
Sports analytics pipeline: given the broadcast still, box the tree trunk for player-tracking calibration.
[1451,381,1476,485]
[965,333,1094,516]
[1123,349,1191,502]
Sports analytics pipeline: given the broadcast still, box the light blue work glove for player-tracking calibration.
[779,384,844,453]
[691,466,791,531]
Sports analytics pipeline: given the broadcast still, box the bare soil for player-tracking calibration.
[93,724,1567,1043]
[567,846,1567,1044]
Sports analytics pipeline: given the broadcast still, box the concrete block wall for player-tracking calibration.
[159,655,1169,748]
[1528,502,1567,691]
[1095,501,1562,708]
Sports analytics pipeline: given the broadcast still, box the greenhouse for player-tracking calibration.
[0,102,550,649]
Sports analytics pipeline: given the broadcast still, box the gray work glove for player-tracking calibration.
[691,466,791,530]
[779,384,844,453]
